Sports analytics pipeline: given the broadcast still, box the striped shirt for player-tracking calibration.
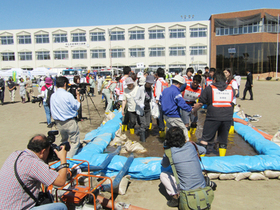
[0,149,58,210]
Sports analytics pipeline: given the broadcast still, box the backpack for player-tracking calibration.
[45,85,54,107]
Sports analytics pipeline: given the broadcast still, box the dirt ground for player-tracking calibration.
[1,79,280,210]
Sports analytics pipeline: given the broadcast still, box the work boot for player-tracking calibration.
[219,144,227,156]
[167,198,179,207]
[140,132,146,142]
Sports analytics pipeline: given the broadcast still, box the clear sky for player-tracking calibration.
[0,0,279,30]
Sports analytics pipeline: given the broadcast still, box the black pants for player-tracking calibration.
[139,110,151,132]
[0,89,4,103]
[243,86,253,99]
[157,104,165,131]
[128,111,137,129]
[90,88,94,96]
[201,120,232,146]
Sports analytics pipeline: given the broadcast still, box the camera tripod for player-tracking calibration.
[80,88,101,125]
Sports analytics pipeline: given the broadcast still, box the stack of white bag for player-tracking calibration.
[110,125,147,154]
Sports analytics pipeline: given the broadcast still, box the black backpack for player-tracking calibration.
[45,85,54,107]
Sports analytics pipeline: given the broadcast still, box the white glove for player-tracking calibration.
[140,104,145,109]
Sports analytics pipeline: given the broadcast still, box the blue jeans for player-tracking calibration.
[43,101,51,125]
[31,203,67,210]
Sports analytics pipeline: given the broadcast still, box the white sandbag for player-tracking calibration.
[249,172,269,181]
[102,175,131,195]
[120,147,128,154]
[235,172,252,181]
[124,140,147,153]
[103,111,116,124]
[207,173,221,180]
[151,101,159,119]
[109,136,126,146]
[115,126,122,137]
[219,173,237,180]
[271,131,280,143]
[264,170,280,179]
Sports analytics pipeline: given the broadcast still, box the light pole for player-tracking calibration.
[108,29,112,69]
[276,14,279,79]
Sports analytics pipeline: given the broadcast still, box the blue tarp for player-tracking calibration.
[64,111,280,179]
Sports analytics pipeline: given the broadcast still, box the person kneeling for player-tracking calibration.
[160,126,214,209]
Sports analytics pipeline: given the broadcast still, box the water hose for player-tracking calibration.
[233,118,273,140]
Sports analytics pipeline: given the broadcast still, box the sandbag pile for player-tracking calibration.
[206,170,280,181]
[102,111,116,125]
[110,126,147,154]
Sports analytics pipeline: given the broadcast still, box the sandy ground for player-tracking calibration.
[1,79,280,210]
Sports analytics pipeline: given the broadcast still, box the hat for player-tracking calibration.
[125,77,135,85]
[145,75,155,84]
[105,76,112,81]
[172,75,185,84]
[138,77,146,86]
[45,77,53,84]
[137,72,143,78]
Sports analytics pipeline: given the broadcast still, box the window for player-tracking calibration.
[169,47,186,56]
[90,32,105,41]
[36,51,50,60]
[129,48,145,57]
[129,30,144,40]
[18,35,31,44]
[19,52,32,60]
[72,50,87,59]
[190,46,207,55]
[54,51,68,60]
[35,34,49,43]
[91,49,106,58]
[110,31,125,41]
[1,52,15,61]
[170,29,185,38]
[53,34,68,43]
[1,36,13,45]
[190,28,207,37]
[72,33,86,42]
[149,29,165,39]
[111,49,125,58]
[149,47,165,57]
[265,21,280,33]
[216,21,262,36]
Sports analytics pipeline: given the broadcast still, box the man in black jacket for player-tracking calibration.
[0,77,5,105]
[193,70,234,156]
[241,70,253,100]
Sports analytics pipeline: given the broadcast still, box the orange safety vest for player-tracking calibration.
[119,76,126,94]
[106,81,117,89]
[153,78,168,97]
[182,84,201,104]
[211,85,233,107]
[184,76,193,84]
[206,77,213,86]
[227,79,236,86]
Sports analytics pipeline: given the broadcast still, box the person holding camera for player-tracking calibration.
[50,76,81,158]
[160,126,214,209]
[0,134,67,210]
[70,75,84,121]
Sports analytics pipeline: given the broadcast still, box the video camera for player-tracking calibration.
[47,130,71,162]
[31,96,43,107]
[69,83,90,96]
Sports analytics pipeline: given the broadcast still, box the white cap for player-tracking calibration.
[172,75,185,84]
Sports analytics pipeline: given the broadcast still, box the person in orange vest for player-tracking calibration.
[181,75,202,128]
[154,68,169,135]
[183,67,194,84]
[193,70,234,156]
[224,68,238,105]
[206,68,216,86]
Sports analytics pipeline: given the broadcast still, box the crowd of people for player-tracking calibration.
[0,65,251,209]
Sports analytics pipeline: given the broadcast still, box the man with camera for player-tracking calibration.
[50,76,81,158]
[0,134,67,210]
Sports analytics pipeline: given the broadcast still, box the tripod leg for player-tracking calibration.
[84,93,92,124]
[87,92,102,118]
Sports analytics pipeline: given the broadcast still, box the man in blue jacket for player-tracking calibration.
[160,75,193,140]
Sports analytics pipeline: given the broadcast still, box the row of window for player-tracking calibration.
[216,22,280,36]
[1,46,207,61]
[0,28,207,45]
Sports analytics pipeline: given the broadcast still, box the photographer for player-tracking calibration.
[160,127,214,208]
[69,76,83,121]
[50,76,81,158]
[0,134,67,210]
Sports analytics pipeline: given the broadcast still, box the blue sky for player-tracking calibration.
[0,0,279,30]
